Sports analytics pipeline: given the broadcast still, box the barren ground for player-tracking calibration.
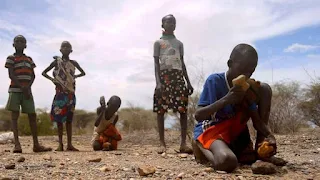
[1,129,320,180]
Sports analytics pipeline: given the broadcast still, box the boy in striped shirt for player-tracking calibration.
[5,35,52,153]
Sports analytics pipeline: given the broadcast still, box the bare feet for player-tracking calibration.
[55,144,64,151]
[13,144,22,153]
[192,140,209,164]
[180,144,193,154]
[33,145,52,153]
[66,145,79,151]
[157,145,166,154]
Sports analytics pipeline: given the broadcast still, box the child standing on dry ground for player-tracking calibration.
[42,41,86,151]
[5,35,52,153]
[153,14,194,154]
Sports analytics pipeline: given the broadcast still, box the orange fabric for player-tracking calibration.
[98,124,122,150]
[197,112,248,149]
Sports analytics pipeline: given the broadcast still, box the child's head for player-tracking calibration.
[227,43,258,80]
[13,35,27,52]
[162,14,176,33]
[107,95,121,115]
[60,41,73,56]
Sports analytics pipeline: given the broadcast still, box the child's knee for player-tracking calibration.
[214,151,238,173]
[92,141,102,151]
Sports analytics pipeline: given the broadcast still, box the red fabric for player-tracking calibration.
[98,124,122,150]
[197,112,248,149]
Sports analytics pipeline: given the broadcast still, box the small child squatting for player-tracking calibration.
[91,96,122,151]
[193,43,279,173]
[153,14,194,154]
[5,35,52,153]
[42,41,86,151]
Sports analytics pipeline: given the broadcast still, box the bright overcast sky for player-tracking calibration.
[0,0,320,111]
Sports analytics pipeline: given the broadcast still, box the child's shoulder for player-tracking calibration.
[6,54,15,60]
[206,72,225,81]
[70,60,78,65]
[6,54,32,60]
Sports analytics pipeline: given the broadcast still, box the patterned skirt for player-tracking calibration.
[50,87,76,123]
[153,69,188,114]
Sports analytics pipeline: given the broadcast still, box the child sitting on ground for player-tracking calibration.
[91,96,122,151]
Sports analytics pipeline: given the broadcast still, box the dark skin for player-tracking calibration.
[194,45,276,172]
[154,15,193,154]
[93,96,121,151]
[42,41,86,151]
[9,35,52,153]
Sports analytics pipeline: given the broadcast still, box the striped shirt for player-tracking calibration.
[5,54,36,92]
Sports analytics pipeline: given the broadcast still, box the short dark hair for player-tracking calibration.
[230,43,258,62]
[13,35,26,42]
[162,14,176,24]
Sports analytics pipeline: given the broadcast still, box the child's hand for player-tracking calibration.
[187,84,194,95]
[22,86,31,100]
[265,134,277,156]
[225,85,245,105]
[100,96,106,107]
[51,78,58,85]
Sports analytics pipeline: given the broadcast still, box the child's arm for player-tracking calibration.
[27,57,36,88]
[246,83,276,146]
[95,106,106,127]
[153,41,162,92]
[5,56,22,88]
[42,60,57,82]
[195,85,245,121]
[180,43,193,95]
[72,61,86,78]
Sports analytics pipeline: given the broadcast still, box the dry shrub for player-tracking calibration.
[299,79,320,127]
[269,81,306,134]
[118,104,157,133]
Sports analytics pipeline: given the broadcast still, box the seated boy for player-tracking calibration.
[193,44,279,173]
[91,96,122,151]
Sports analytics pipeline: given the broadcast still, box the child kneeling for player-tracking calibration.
[91,96,122,151]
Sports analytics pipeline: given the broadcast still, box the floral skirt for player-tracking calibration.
[153,69,188,114]
[50,89,76,123]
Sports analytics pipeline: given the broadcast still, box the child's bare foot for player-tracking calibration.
[157,145,166,154]
[13,144,22,153]
[55,144,64,151]
[179,144,193,154]
[33,145,52,153]
[66,145,79,151]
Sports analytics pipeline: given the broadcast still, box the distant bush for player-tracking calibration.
[299,79,320,127]
[118,105,157,133]
[269,81,306,134]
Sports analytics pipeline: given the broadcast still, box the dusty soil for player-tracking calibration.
[1,129,320,180]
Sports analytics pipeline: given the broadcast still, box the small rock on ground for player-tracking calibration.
[251,161,277,175]
[88,158,101,162]
[137,166,156,176]
[4,163,15,170]
[99,166,111,172]
[17,156,25,162]
[43,155,52,161]
[179,153,188,158]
